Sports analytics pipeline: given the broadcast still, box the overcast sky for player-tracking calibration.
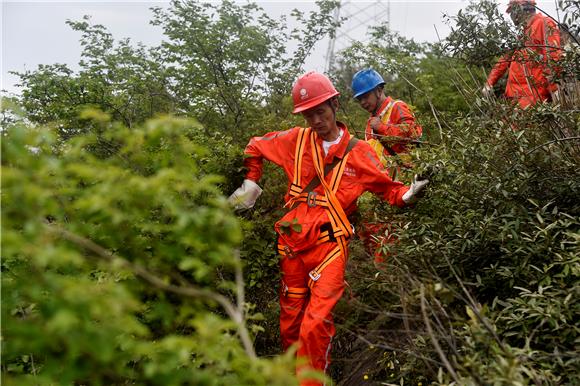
[1,0,561,96]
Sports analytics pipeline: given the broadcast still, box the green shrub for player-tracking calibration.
[1,112,298,385]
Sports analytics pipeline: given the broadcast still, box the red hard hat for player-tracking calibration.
[506,0,536,13]
[291,71,340,114]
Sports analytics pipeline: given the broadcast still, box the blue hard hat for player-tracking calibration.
[351,68,385,98]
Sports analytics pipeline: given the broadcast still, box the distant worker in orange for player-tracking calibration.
[351,68,422,171]
[228,71,428,386]
[351,68,423,263]
[482,0,562,108]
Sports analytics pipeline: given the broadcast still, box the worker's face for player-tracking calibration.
[302,99,338,141]
[508,6,527,26]
[356,88,380,114]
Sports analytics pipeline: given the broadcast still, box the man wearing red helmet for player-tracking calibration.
[229,71,428,385]
[482,0,562,108]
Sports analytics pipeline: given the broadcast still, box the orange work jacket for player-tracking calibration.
[487,13,561,108]
[244,122,409,252]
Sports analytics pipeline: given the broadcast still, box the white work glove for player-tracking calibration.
[402,175,429,205]
[228,179,263,210]
[482,84,493,98]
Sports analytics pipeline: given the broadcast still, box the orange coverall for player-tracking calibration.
[244,122,408,385]
[486,12,561,108]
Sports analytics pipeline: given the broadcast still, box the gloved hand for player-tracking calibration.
[228,179,263,210]
[402,174,429,205]
[482,84,493,98]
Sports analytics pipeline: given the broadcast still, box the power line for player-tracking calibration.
[325,0,391,72]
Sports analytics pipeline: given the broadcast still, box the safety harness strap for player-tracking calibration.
[287,135,359,205]
[307,235,348,288]
[280,128,360,294]
[307,245,341,288]
[290,128,310,194]
[308,132,354,282]
[300,136,358,195]
[282,282,309,299]
[310,133,353,240]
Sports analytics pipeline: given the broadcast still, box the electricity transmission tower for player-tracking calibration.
[325,0,391,72]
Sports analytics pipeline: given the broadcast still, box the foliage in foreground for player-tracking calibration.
[1,112,298,385]
[364,103,579,385]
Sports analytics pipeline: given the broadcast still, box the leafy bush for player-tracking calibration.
[1,111,298,385]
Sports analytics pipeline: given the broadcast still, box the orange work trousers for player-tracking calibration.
[280,241,346,386]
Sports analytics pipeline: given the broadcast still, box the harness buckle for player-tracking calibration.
[309,270,321,282]
[306,191,318,208]
[283,245,295,259]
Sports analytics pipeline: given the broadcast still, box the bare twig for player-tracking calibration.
[339,326,442,366]
[354,130,432,145]
[420,285,461,383]
[30,354,37,376]
[524,136,580,157]
[398,73,445,137]
[499,136,580,179]
[442,254,504,351]
[234,248,245,312]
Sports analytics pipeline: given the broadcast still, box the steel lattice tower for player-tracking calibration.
[325,0,390,71]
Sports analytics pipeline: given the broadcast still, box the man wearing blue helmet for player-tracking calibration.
[351,68,423,265]
[351,68,422,161]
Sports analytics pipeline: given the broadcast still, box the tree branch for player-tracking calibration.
[420,285,461,383]
[525,136,580,157]
[44,222,257,359]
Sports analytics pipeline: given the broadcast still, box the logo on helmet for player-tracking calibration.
[300,88,308,100]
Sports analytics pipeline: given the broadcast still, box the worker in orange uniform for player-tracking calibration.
[482,0,562,108]
[351,68,423,263]
[228,71,428,386]
[351,68,422,169]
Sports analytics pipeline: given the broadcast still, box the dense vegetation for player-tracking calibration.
[2,0,579,385]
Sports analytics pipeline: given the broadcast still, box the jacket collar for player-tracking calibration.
[375,96,393,116]
[312,121,350,161]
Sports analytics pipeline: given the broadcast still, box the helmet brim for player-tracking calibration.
[353,82,385,99]
[292,91,340,114]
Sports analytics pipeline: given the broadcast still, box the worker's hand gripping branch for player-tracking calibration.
[402,174,429,204]
[228,179,262,210]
